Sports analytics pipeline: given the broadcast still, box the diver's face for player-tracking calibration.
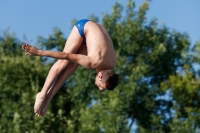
[95,73,107,90]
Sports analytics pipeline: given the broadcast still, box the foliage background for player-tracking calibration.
[0,0,200,132]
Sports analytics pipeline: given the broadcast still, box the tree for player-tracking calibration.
[160,41,200,133]
[0,30,50,132]
[100,0,191,132]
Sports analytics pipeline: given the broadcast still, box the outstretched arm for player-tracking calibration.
[22,44,93,69]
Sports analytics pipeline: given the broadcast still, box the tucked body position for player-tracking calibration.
[22,19,119,116]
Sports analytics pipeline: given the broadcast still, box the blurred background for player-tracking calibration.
[0,0,200,132]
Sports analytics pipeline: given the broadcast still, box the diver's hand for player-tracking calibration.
[22,43,40,56]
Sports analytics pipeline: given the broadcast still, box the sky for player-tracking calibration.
[0,0,199,45]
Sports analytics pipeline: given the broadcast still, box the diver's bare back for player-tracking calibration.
[84,21,116,70]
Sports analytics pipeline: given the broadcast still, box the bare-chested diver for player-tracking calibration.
[22,19,119,117]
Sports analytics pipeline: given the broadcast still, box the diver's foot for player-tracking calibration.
[40,95,52,116]
[34,92,46,117]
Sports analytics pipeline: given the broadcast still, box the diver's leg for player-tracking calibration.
[34,26,84,116]
[39,44,87,116]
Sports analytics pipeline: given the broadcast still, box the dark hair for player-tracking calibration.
[101,70,119,90]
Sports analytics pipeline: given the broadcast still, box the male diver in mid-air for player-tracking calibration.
[22,19,119,117]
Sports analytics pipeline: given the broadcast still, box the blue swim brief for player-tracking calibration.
[75,19,90,44]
